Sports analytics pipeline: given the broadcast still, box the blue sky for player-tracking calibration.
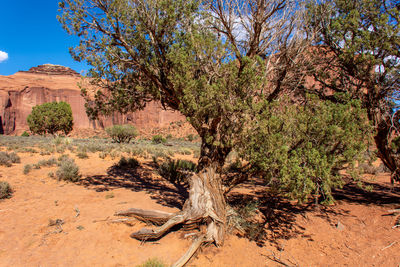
[0,1,87,75]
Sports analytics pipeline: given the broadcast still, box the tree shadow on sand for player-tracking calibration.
[79,163,188,209]
[79,165,400,247]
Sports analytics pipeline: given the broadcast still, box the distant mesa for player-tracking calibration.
[20,64,80,76]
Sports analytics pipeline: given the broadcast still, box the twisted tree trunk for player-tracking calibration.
[117,164,227,266]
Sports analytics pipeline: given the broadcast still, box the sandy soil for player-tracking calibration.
[1,151,399,267]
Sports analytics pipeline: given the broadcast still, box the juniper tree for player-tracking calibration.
[27,101,74,136]
[306,0,400,182]
[59,0,369,265]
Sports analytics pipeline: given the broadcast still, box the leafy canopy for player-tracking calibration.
[59,0,373,202]
[27,101,74,136]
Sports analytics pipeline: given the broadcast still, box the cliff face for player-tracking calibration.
[0,64,184,135]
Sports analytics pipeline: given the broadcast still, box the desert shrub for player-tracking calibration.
[109,150,120,159]
[240,95,372,204]
[359,162,378,175]
[57,154,70,163]
[106,124,138,143]
[0,181,12,199]
[178,148,192,155]
[23,164,33,174]
[99,152,108,159]
[18,147,38,154]
[130,147,144,157]
[56,158,80,182]
[136,258,167,267]
[76,151,89,159]
[157,159,197,184]
[117,156,140,169]
[227,201,263,242]
[152,135,166,144]
[56,145,66,154]
[37,157,58,167]
[166,134,173,140]
[0,151,21,167]
[21,131,30,137]
[27,101,73,136]
[186,134,195,141]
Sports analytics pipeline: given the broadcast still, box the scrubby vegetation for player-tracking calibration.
[56,157,80,182]
[106,124,138,143]
[116,156,140,169]
[136,258,167,267]
[156,158,197,184]
[0,181,12,199]
[152,135,166,144]
[0,151,21,167]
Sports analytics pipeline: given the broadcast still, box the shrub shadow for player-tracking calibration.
[332,178,400,206]
[80,163,188,209]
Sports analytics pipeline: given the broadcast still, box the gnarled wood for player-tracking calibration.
[119,166,227,266]
[115,208,173,226]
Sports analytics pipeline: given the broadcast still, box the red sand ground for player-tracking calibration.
[1,151,399,266]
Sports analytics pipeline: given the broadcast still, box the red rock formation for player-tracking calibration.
[0,65,184,135]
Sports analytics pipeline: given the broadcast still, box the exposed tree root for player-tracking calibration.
[115,208,173,226]
[116,166,227,266]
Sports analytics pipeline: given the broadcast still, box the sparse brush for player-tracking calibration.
[227,201,263,242]
[0,151,21,167]
[152,135,166,144]
[0,181,13,199]
[136,258,167,267]
[56,158,80,182]
[57,154,70,163]
[157,159,197,184]
[23,164,33,175]
[359,162,377,175]
[76,151,89,159]
[56,145,66,153]
[99,152,108,159]
[37,157,58,167]
[117,156,140,169]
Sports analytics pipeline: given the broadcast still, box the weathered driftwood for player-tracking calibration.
[116,166,227,266]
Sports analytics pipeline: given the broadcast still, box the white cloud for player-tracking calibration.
[0,51,8,63]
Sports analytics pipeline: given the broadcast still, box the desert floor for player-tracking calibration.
[1,138,400,267]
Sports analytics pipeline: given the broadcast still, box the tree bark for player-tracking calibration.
[117,162,228,266]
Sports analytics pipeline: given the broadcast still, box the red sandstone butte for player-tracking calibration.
[0,64,184,135]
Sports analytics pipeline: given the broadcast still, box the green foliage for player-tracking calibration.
[0,181,12,199]
[136,258,167,267]
[27,101,73,136]
[307,0,400,180]
[116,156,140,169]
[152,135,167,144]
[76,151,89,159]
[56,157,80,182]
[0,151,21,167]
[21,131,30,137]
[23,164,33,175]
[240,95,372,204]
[106,124,138,143]
[157,159,197,184]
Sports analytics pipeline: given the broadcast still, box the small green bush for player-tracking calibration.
[0,151,21,167]
[23,164,33,174]
[152,135,167,144]
[136,258,167,267]
[76,151,89,159]
[186,134,195,141]
[117,156,140,169]
[106,124,138,143]
[0,181,12,199]
[21,131,30,137]
[157,159,197,184]
[56,158,80,182]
